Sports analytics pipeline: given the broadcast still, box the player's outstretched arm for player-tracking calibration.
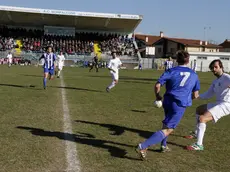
[154,82,162,100]
[199,84,214,100]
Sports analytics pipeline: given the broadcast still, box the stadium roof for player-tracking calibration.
[0,5,143,34]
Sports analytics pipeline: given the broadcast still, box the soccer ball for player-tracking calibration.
[154,100,162,108]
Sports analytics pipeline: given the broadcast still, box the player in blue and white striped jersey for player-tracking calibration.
[39,46,56,89]
[164,57,174,71]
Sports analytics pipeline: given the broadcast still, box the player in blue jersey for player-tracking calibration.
[136,50,200,160]
[39,46,56,89]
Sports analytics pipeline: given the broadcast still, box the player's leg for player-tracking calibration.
[89,63,94,72]
[49,69,55,80]
[187,103,230,151]
[57,65,63,78]
[160,105,170,152]
[106,73,118,92]
[136,101,185,159]
[43,69,49,89]
[95,63,99,72]
[185,104,207,139]
[8,60,11,68]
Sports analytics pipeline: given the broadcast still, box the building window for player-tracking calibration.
[170,48,175,53]
[198,57,207,60]
[158,48,162,53]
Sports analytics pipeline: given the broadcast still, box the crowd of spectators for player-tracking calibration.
[0,26,136,56]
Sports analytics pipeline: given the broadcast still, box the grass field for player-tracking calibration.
[1,65,230,172]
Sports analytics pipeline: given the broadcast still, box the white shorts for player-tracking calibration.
[207,102,230,122]
[110,71,119,80]
[58,64,63,70]
[9,59,12,64]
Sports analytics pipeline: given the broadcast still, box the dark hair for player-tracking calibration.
[176,50,190,64]
[46,46,53,51]
[209,59,223,70]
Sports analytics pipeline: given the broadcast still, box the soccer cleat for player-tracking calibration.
[57,76,60,78]
[106,87,110,93]
[135,144,147,160]
[184,131,197,139]
[160,145,171,153]
[186,143,204,151]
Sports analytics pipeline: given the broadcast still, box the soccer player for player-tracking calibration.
[136,50,200,160]
[192,59,197,72]
[89,54,99,72]
[7,52,13,68]
[56,51,65,78]
[164,57,174,71]
[186,59,230,151]
[39,46,56,89]
[106,51,122,92]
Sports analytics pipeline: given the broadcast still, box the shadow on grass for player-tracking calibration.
[88,75,158,82]
[49,86,103,93]
[0,83,42,90]
[121,80,153,85]
[20,74,43,78]
[75,120,152,138]
[17,126,141,161]
[131,109,147,113]
[75,120,187,150]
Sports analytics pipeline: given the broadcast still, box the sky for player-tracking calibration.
[0,0,229,43]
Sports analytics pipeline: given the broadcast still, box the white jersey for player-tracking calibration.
[57,55,65,65]
[7,54,12,62]
[200,73,230,103]
[108,58,122,73]
[193,61,197,71]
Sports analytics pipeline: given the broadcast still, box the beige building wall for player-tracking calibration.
[205,48,219,52]
[186,47,201,52]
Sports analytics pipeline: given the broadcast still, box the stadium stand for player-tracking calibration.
[0,5,143,69]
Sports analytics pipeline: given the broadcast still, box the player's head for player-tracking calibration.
[46,46,53,53]
[176,50,190,65]
[209,59,224,77]
[111,51,116,59]
[168,57,172,61]
[60,51,63,55]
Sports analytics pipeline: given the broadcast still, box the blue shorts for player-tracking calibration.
[44,68,54,75]
[162,97,186,129]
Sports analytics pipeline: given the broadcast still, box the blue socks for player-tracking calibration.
[140,130,166,149]
[161,136,168,147]
[43,78,47,88]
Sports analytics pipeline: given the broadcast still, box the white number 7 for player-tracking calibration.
[180,72,190,86]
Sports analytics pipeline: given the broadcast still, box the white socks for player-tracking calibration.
[58,71,61,77]
[108,81,116,89]
[197,123,206,145]
[195,114,199,135]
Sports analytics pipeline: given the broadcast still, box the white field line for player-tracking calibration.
[60,75,81,172]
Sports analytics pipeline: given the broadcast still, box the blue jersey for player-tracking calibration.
[40,53,56,70]
[158,66,200,107]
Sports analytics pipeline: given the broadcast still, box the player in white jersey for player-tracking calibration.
[164,57,173,71]
[7,52,13,68]
[56,51,65,78]
[186,59,230,151]
[192,59,197,72]
[106,51,122,92]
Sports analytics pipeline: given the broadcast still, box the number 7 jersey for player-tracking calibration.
[158,66,200,107]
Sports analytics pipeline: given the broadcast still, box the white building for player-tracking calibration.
[189,52,230,72]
